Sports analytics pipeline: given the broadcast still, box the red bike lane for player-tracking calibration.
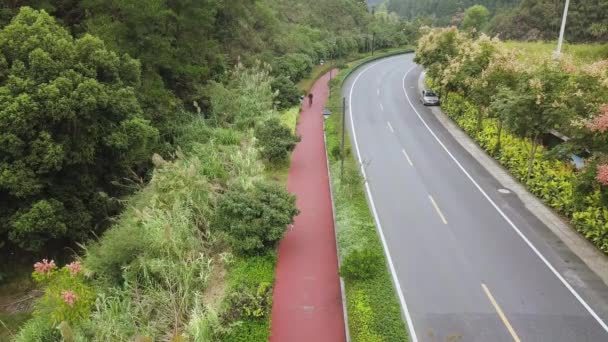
[270,70,346,342]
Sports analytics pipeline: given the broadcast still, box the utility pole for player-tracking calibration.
[329,55,332,98]
[555,0,570,59]
[329,45,335,98]
[371,32,375,56]
[370,6,376,57]
[341,97,346,179]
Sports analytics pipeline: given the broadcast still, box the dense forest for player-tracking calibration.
[386,0,518,25]
[0,0,413,261]
[491,0,608,42]
[387,0,608,42]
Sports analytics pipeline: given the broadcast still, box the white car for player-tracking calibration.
[421,90,440,106]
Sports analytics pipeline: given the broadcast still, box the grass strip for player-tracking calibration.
[324,48,413,341]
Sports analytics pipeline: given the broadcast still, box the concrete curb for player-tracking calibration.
[322,106,351,342]
[418,71,608,287]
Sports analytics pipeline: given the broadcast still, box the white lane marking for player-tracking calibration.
[482,284,522,342]
[401,66,608,333]
[387,121,394,133]
[349,59,419,342]
[402,149,413,166]
[428,195,448,225]
[380,103,384,112]
[377,88,380,96]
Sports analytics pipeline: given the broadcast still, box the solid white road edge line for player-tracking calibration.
[349,59,419,342]
[402,65,608,333]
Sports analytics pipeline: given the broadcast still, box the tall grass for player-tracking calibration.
[503,41,608,65]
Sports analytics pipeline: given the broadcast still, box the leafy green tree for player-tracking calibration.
[462,5,490,33]
[80,0,225,131]
[214,181,299,255]
[490,65,570,182]
[273,53,314,81]
[255,118,300,163]
[271,75,302,110]
[468,43,522,146]
[415,26,468,93]
[0,8,157,252]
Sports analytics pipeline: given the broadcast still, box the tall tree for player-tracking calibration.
[462,4,490,33]
[490,64,571,182]
[0,7,157,252]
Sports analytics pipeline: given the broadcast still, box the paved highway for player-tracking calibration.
[343,54,608,341]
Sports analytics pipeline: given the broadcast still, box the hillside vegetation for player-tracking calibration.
[0,0,410,261]
[387,0,608,43]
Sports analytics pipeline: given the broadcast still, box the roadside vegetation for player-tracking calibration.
[325,49,413,342]
[387,0,607,44]
[415,27,608,253]
[0,0,416,340]
[502,41,608,66]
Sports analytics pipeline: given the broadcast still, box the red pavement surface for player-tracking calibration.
[270,70,346,342]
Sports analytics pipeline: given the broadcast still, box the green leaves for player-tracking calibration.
[255,118,300,164]
[0,8,156,251]
[214,181,298,255]
[462,5,490,33]
[10,199,67,251]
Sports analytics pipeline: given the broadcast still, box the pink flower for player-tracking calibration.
[66,261,82,276]
[61,290,78,307]
[34,259,56,275]
[587,104,608,133]
[597,164,608,186]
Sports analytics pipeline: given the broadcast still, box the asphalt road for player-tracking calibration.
[344,54,608,341]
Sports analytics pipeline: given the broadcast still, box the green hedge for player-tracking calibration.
[440,92,608,253]
[325,51,412,341]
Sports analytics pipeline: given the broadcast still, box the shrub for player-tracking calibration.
[31,260,95,324]
[185,304,234,341]
[222,282,273,321]
[255,118,300,163]
[340,249,383,281]
[214,181,298,255]
[14,316,60,342]
[214,128,242,146]
[272,76,302,110]
[84,214,154,284]
[273,53,314,81]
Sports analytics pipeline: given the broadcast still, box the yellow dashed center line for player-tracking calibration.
[481,283,521,342]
